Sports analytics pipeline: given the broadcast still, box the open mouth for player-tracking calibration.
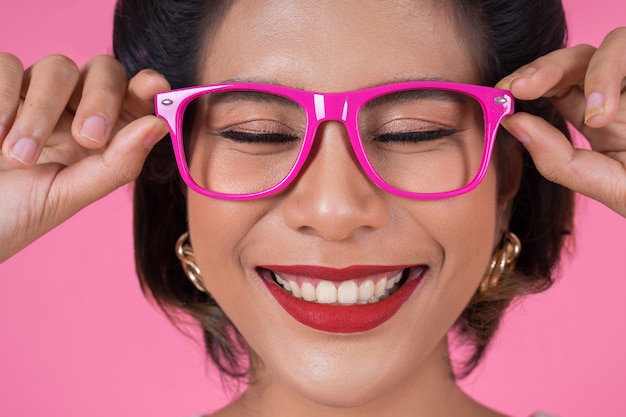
[257,265,427,333]
[261,268,411,305]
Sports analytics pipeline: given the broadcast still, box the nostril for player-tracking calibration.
[282,193,389,241]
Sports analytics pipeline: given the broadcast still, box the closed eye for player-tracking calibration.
[373,129,461,143]
[218,129,300,144]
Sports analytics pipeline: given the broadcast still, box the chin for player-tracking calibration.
[278,362,400,410]
[251,312,443,412]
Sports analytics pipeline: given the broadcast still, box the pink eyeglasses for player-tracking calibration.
[155,81,513,200]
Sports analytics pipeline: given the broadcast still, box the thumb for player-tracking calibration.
[49,115,168,216]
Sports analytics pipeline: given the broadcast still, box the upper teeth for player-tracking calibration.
[273,271,404,305]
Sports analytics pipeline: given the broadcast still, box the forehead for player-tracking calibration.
[201,0,480,90]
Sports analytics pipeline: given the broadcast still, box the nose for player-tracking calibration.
[282,121,389,241]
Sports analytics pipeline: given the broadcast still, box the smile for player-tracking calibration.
[269,269,407,305]
[257,265,426,333]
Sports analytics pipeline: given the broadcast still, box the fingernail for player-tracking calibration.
[496,73,519,89]
[584,92,605,124]
[80,115,107,143]
[10,137,38,164]
[496,68,536,89]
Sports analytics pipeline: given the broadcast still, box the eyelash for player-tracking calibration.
[219,130,300,144]
[218,128,461,144]
[372,129,461,143]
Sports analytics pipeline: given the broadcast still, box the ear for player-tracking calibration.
[495,135,524,235]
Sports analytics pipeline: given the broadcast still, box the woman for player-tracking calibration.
[1,0,625,416]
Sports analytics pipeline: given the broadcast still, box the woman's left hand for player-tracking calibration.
[496,27,626,217]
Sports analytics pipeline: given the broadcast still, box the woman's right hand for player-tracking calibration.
[0,53,170,262]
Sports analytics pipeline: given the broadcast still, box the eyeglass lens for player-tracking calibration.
[182,89,486,196]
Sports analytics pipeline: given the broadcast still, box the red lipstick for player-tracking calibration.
[258,265,425,333]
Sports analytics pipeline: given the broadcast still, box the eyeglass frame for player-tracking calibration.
[155,81,514,201]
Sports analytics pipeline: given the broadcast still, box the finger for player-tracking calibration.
[70,55,128,149]
[0,53,24,145]
[496,44,596,100]
[50,116,168,220]
[2,54,80,168]
[495,44,599,133]
[581,27,626,128]
[545,84,588,133]
[120,69,171,122]
[502,113,626,216]
[0,116,168,262]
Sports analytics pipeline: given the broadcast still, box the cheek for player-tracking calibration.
[432,166,500,303]
[188,196,238,266]
[392,163,500,335]
[185,193,263,307]
[393,166,500,361]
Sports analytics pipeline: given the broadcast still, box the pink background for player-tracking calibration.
[1,1,625,416]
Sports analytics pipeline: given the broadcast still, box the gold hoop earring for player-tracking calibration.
[175,232,208,293]
[479,231,521,293]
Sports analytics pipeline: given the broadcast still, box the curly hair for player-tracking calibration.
[113,0,574,380]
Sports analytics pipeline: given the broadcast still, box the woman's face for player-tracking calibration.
[188,0,506,410]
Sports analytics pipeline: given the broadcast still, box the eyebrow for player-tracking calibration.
[205,90,301,109]
[363,88,471,109]
[204,77,470,111]
[365,76,449,88]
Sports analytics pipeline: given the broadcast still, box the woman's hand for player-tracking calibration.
[0,53,170,262]
[496,27,626,217]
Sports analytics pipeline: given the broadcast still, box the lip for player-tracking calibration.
[258,265,426,334]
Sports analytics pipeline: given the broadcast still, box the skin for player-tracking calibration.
[0,0,625,416]
[186,1,513,416]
